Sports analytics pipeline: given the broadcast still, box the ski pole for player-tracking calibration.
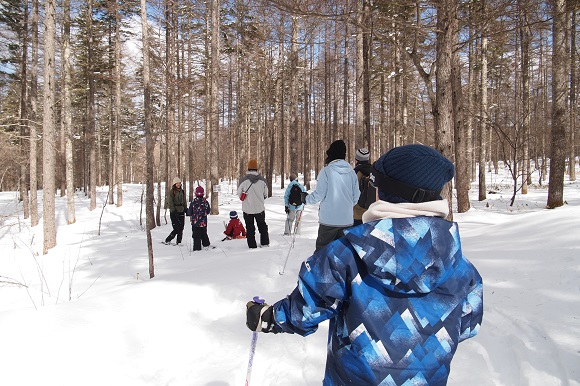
[280,209,303,275]
[245,296,264,386]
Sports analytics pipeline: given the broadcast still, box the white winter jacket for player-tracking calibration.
[237,171,268,214]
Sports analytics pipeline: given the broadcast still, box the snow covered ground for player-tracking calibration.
[0,165,579,386]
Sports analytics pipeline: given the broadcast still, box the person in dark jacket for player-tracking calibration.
[237,159,269,248]
[223,211,246,240]
[246,144,483,386]
[164,177,186,245]
[353,147,372,225]
[188,186,211,251]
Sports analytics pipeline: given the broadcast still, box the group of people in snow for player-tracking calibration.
[163,140,484,385]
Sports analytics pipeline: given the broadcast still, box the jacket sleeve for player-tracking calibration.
[263,179,268,199]
[352,172,361,205]
[224,221,233,236]
[272,242,349,336]
[167,191,175,212]
[306,168,328,205]
[284,184,291,206]
[458,261,484,342]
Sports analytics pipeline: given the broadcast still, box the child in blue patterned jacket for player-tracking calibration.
[246,144,483,386]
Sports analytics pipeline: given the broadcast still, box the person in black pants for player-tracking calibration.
[188,185,211,251]
[237,159,269,248]
[164,177,186,245]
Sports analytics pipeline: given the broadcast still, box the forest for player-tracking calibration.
[0,0,578,255]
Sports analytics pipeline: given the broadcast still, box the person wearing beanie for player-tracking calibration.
[245,144,483,386]
[303,139,360,251]
[164,177,186,245]
[353,147,372,225]
[283,173,306,236]
[237,159,269,248]
[187,185,211,251]
[223,210,246,240]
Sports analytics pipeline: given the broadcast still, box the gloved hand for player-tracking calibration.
[285,206,289,214]
[246,298,277,333]
[300,191,309,204]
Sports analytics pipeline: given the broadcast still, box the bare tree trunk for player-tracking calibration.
[569,11,577,182]
[355,0,364,151]
[547,0,568,208]
[289,16,299,175]
[88,0,97,211]
[478,18,489,201]
[42,0,57,253]
[519,0,531,194]
[453,40,470,213]
[434,0,457,220]
[115,0,123,206]
[63,0,75,224]
[141,0,155,278]
[19,0,30,220]
[209,0,220,214]
[29,0,39,227]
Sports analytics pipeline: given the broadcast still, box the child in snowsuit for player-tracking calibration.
[246,144,483,386]
[223,211,246,240]
[284,173,306,235]
[188,186,211,251]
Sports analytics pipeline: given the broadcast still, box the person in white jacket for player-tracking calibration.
[304,140,360,251]
[237,159,269,248]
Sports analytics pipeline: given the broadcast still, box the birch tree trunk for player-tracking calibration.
[547,0,568,208]
[289,16,299,175]
[19,0,29,220]
[29,0,39,227]
[42,0,57,253]
[63,0,75,224]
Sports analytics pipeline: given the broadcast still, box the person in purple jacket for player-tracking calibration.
[246,144,483,386]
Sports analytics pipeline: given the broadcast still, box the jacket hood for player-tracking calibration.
[343,216,462,295]
[326,159,356,175]
[241,171,265,184]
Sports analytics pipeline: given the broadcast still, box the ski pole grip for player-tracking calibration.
[253,296,265,304]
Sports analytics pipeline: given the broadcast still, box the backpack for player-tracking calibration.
[288,184,303,206]
[357,174,375,209]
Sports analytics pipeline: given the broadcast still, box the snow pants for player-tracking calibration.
[243,211,269,248]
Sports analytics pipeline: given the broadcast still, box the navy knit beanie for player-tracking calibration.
[325,140,347,163]
[373,144,454,203]
[229,211,238,219]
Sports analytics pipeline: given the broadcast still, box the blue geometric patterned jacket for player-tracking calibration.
[272,216,483,385]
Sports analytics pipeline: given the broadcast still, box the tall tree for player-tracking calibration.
[141,0,155,278]
[19,0,29,220]
[208,0,220,214]
[433,0,458,219]
[547,0,568,208]
[29,0,39,226]
[42,0,57,253]
[63,0,75,223]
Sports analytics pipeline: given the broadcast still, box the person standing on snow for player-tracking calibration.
[237,159,269,248]
[164,177,186,245]
[188,186,211,251]
[353,147,372,226]
[245,144,483,386]
[283,173,306,236]
[301,139,360,251]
